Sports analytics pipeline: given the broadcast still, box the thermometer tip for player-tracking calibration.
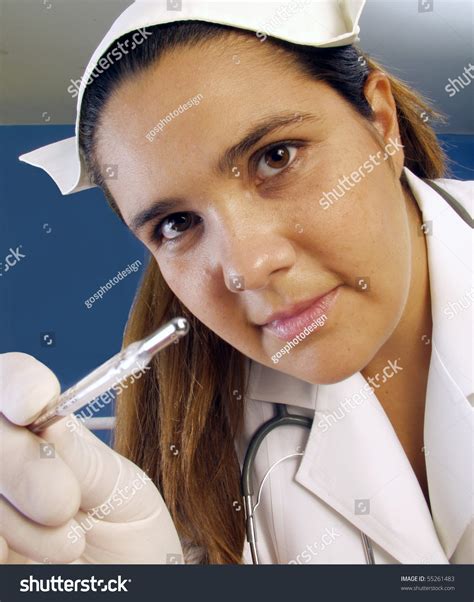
[173,317,189,335]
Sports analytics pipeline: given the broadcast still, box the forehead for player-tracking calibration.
[96,33,341,217]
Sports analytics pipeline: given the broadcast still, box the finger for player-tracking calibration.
[0,415,81,526]
[45,417,159,518]
[6,550,33,564]
[0,496,85,564]
[0,353,158,521]
[0,353,60,426]
[72,506,183,564]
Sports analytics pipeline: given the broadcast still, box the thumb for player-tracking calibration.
[0,352,60,425]
[1,353,183,563]
[0,352,158,518]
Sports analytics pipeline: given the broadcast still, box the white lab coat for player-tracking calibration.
[234,166,473,565]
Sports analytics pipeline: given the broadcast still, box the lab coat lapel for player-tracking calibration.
[245,361,449,563]
[423,346,473,561]
[294,373,450,564]
[404,169,474,561]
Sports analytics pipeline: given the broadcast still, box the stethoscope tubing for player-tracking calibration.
[241,403,375,564]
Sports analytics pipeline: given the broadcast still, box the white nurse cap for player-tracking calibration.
[19,0,366,195]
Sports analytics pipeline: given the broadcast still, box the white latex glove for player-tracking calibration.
[0,352,184,564]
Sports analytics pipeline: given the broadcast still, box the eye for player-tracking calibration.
[255,143,299,179]
[154,212,201,242]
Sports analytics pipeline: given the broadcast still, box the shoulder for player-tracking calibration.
[430,176,473,218]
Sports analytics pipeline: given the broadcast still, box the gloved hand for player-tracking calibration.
[0,352,184,564]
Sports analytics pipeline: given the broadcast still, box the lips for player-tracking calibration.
[262,286,340,341]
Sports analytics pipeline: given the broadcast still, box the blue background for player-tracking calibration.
[1,126,473,444]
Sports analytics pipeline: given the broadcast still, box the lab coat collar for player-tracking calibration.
[244,167,473,563]
[403,167,473,559]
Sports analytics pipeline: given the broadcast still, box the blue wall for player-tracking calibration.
[0,126,148,444]
[440,135,474,180]
[1,126,473,444]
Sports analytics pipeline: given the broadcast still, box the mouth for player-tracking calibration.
[261,286,340,341]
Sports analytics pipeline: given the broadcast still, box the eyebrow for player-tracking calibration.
[216,111,318,175]
[129,111,319,234]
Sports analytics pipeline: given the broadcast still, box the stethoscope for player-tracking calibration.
[241,403,376,565]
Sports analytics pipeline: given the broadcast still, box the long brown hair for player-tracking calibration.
[79,21,449,563]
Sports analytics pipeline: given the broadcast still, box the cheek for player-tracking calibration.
[283,144,411,362]
[294,140,411,295]
[157,255,237,332]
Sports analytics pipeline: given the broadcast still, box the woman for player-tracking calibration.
[2,0,472,565]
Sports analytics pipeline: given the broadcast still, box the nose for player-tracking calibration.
[208,193,297,292]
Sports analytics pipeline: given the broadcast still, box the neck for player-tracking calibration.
[367,182,432,374]
[361,181,433,507]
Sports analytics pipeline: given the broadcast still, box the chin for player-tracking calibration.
[270,346,374,386]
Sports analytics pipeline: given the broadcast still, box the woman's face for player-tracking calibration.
[98,33,412,385]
